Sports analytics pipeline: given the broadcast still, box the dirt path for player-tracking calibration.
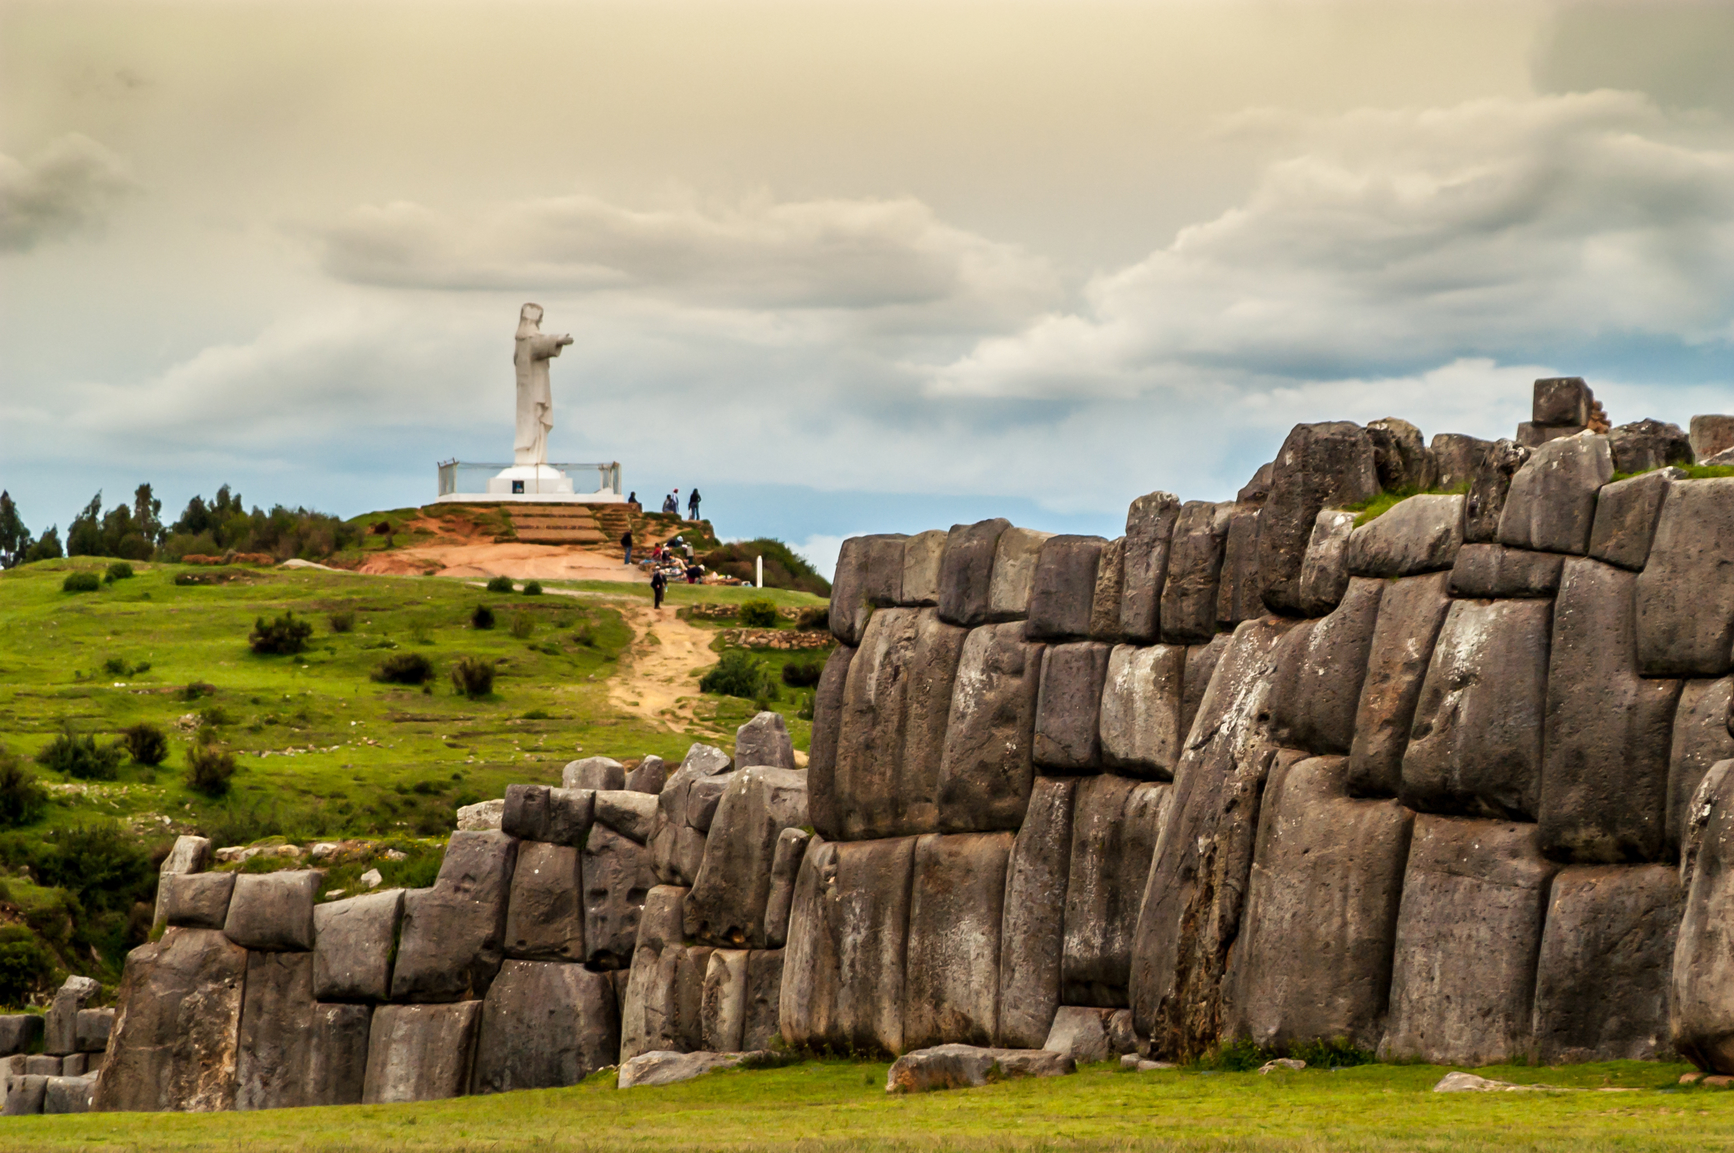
[605,602,723,735]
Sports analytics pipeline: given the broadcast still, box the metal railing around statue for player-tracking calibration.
[437,460,622,497]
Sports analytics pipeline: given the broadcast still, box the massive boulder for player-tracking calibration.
[996,777,1075,1049]
[1635,478,1734,678]
[1673,761,1734,1072]
[1463,438,1530,543]
[1255,422,1380,616]
[699,948,750,1052]
[583,825,657,970]
[1158,501,1234,644]
[1062,776,1169,1007]
[94,928,248,1112]
[762,827,812,949]
[619,886,690,1062]
[1098,644,1186,779]
[1607,418,1692,475]
[1668,678,1734,860]
[804,645,855,838]
[594,789,659,844]
[686,766,809,948]
[159,872,234,930]
[1378,816,1555,1065]
[472,960,618,1093]
[223,871,318,952]
[312,889,402,1002]
[362,1002,483,1103]
[901,529,948,606]
[1365,417,1437,492]
[1295,509,1357,617]
[562,756,624,792]
[1026,536,1106,640]
[504,840,584,962]
[734,711,796,770]
[830,533,908,644]
[650,744,733,886]
[885,1044,1073,1092]
[743,949,785,1051]
[1496,433,1613,555]
[235,951,370,1110]
[151,835,212,933]
[1448,544,1565,599]
[1033,642,1110,772]
[1120,492,1182,643]
[626,755,668,796]
[1590,468,1684,571]
[44,976,100,1056]
[503,784,594,845]
[903,833,1013,1050]
[1215,507,1265,628]
[1343,495,1463,578]
[1400,599,1551,820]
[1539,558,1682,863]
[1223,756,1412,1054]
[391,830,519,1002]
[987,527,1054,621]
[896,609,971,835]
[937,622,1045,833]
[1691,415,1734,463]
[1267,577,1382,756]
[1430,433,1491,492]
[1088,538,1126,643]
[825,607,920,840]
[938,518,1011,628]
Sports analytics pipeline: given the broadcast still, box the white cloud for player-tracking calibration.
[790,534,845,583]
[0,134,137,253]
[930,92,1734,398]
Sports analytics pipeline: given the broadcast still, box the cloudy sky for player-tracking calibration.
[2,1,1731,576]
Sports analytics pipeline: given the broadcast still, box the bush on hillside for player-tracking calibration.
[62,572,100,593]
[486,576,514,593]
[701,539,831,596]
[739,599,779,628]
[185,742,236,798]
[795,605,830,631]
[522,580,543,596]
[781,656,824,688]
[105,561,134,583]
[35,728,123,781]
[0,926,56,1007]
[509,614,534,639]
[701,651,776,700]
[120,723,169,766]
[372,653,434,685]
[157,484,361,563]
[451,657,495,698]
[328,610,355,633]
[249,611,313,655]
[0,753,47,828]
[471,604,496,629]
[29,821,154,914]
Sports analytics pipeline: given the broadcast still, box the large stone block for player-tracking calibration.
[897,609,972,835]
[996,777,1075,1049]
[987,527,1054,622]
[391,831,518,1002]
[4,1075,46,1116]
[1430,433,1491,492]
[904,832,1012,1050]
[504,840,583,961]
[675,944,714,1051]
[593,789,659,844]
[1378,816,1556,1065]
[650,743,733,886]
[73,1008,109,1054]
[1120,492,1182,643]
[626,754,667,796]
[831,533,909,644]
[502,784,594,845]
[1497,433,1613,555]
[1668,678,1734,860]
[1033,642,1110,772]
[1344,495,1464,578]
[1401,599,1551,820]
[94,928,247,1112]
[223,871,319,952]
[583,824,656,970]
[362,1002,482,1104]
[1215,506,1264,628]
[1088,537,1126,643]
[44,975,100,1056]
[938,518,1011,628]
[1608,418,1692,475]
[160,872,234,930]
[1674,761,1734,1071]
[618,886,688,1061]
[562,756,625,792]
[472,960,618,1094]
[236,951,371,1110]
[1268,577,1382,756]
[42,1074,96,1114]
[1534,376,1592,426]
[763,827,811,949]
[1464,437,1530,543]
[1365,417,1437,492]
[1256,421,1381,615]
[687,777,729,832]
[743,949,784,1051]
[735,711,796,770]
[1691,415,1734,463]
[1532,865,1680,1063]
[1589,467,1682,571]
[1447,544,1564,598]
[1238,461,1275,505]
[938,622,1045,833]
[1063,777,1169,1006]
[686,766,809,948]
[885,1044,1074,1091]
[901,529,948,607]
[151,834,212,933]
[0,1015,41,1057]
[1026,536,1106,640]
[1635,478,1734,677]
[312,889,402,1002]
[805,644,855,839]
[1296,509,1357,617]
[1222,756,1412,1054]
[1540,558,1682,863]
[827,608,934,840]
[1180,636,1230,746]
[780,836,914,1056]
[700,948,749,1052]
[1098,644,1186,779]
[1158,501,1234,644]
[1345,572,1452,797]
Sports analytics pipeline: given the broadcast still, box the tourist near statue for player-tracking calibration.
[513,303,573,466]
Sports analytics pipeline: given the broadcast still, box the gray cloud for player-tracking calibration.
[0,133,136,253]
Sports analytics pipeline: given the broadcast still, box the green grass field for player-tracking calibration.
[3,1058,1729,1151]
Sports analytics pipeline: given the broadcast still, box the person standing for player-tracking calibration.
[620,527,633,565]
[687,488,701,520]
[650,565,667,610]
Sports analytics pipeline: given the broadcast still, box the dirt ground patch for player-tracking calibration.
[606,601,723,734]
[357,541,650,582]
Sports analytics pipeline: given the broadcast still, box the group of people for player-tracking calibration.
[619,527,709,607]
[657,487,700,519]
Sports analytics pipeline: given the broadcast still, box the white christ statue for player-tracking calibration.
[513,303,573,466]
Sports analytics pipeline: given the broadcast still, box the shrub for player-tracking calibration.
[120,722,169,766]
[739,599,779,628]
[795,605,830,631]
[509,613,534,639]
[451,657,495,698]
[328,610,356,633]
[372,652,434,685]
[796,692,815,721]
[573,624,596,647]
[185,742,236,797]
[781,656,824,688]
[33,820,154,913]
[522,580,543,596]
[701,651,776,700]
[486,575,514,593]
[249,611,313,655]
[103,656,127,676]
[1285,1036,1376,1069]
[182,681,215,701]
[35,727,123,781]
[471,604,496,629]
[62,572,100,593]
[0,753,47,827]
[0,926,55,1007]
[105,561,135,583]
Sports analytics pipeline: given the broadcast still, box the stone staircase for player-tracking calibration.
[506,506,604,545]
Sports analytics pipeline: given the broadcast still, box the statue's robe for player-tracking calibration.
[513,333,566,465]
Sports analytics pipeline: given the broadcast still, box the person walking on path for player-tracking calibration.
[650,566,667,610]
[687,488,701,520]
[620,527,633,565]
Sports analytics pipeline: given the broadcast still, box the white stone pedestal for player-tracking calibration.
[488,464,575,497]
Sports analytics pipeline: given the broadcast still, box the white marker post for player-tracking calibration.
[755,556,763,588]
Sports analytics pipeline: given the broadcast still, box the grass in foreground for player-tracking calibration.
[3,1058,1728,1151]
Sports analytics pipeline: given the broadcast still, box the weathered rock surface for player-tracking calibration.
[1296,509,1357,616]
[1159,501,1234,644]
[1497,433,1613,555]
[1365,417,1437,492]
[562,756,625,792]
[151,835,212,932]
[44,975,100,1056]
[1464,438,1530,543]
[41,1074,96,1114]
[1043,1006,1115,1064]
[1673,760,1734,1071]
[583,824,657,969]
[1088,537,1126,642]
[74,1008,112,1053]
[1590,467,1684,571]
[734,711,796,770]
[1098,644,1186,779]
[938,622,1044,833]
[901,529,948,606]
[896,609,972,835]
[1540,558,1682,863]
[699,948,749,1052]
[831,533,908,644]
[1256,422,1381,616]
[1635,478,1734,677]
[1430,433,1491,492]
[1033,642,1110,771]
[392,831,518,1001]
[1448,544,1565,598]
[1532,865,1680,1063]
[0,1015,40,1057]
[938,518,1011,628]
[502,784,594,845]
[160,872,234,930]
[1378,816,1556,1065]
[675,943,714,1052]
[1063,776,1168,1006]
[996,776,1075,1049]
[1691,415,1734,463]
[904,832,1012,1049]
[651,743,733,886]
[688,776,730,832]
[617,1048,760,1089]
[987,527,1054,622]
[686,766,809,948]
[1668,678,1734,860]
[885,1044,1074,1092]
[1345,495,1464,578]
[223,871,319,952]
[4,1075,47,1116]
[1343,571,1454,798]
[618,886,688,1062]
[743,949,784,1051]
[1401,599,1551,820]
[1180,636,1230,746]
[827,608,920,840]
[363,1002,482,1103]
[1026,536,1106,640]
[1215,506,1265,628]
[806,644,854,838]
[472,960,618,1093]
[313,888,402,1002]
[504,840,584,961]
[1534,376,1592,427]
[626,755,667,796]
[780,835,914,1055]
[594,789,659,844]
[95,928,248,1112]
[1607,418,1692,475]
[236,951,371,1110]
[763,827,811,949]
[1268,577,1383,756]
[1120,492,1182,643]
[1222,756,1413,1054]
